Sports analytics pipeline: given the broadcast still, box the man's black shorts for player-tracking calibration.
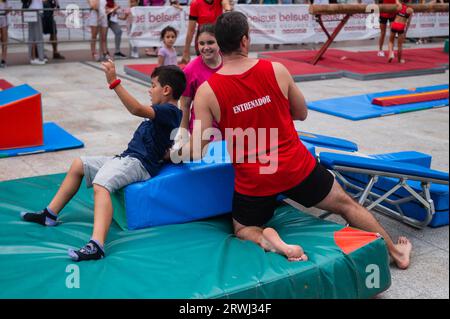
[379,16,395,25]
[232,161,335,227]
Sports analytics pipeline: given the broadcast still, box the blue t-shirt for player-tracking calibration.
[121,103,182,177]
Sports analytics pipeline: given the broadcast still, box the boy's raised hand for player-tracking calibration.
[101,59,117,85]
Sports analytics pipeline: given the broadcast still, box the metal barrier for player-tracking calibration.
[0,7,126,46]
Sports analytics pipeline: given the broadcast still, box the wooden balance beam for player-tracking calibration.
[309,3,449,65]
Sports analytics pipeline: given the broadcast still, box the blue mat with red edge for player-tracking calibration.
[308,84,449,121]
[0,122,84,158]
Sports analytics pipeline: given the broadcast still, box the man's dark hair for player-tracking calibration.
[215,12,249,55]
[151,65,186,100]
[198,24,216,37]
[160,26,178,41]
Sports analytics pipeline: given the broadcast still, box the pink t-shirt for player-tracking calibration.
[182,55,223,133]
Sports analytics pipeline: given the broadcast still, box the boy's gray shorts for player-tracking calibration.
[80,156,151,193]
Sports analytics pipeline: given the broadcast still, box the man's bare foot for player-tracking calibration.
[399,59,406,64]
[391,237,412,269]
[260,227,308,262]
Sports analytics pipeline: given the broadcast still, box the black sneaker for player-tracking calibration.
[0,60,6,68]
[114,52,127,59]
[68,240,105,262]
[21,208,57,226]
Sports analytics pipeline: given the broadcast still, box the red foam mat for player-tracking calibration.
[263,48,449,75]
[261,56,341,75]
[0,79,14,90]
[372,89,449,106]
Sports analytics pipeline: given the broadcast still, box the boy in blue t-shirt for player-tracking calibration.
[20,62,185,262]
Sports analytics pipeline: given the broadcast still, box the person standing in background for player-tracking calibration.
[42,0,65,60]
[0,0,9,67]
[25,0,47,65]
[88,0,109,62]
[181,0,232,64]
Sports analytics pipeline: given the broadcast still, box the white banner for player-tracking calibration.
[5,3,449,46]
[129,4,449,47]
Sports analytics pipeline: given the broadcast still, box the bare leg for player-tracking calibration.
[100,27,108,57]
[398,33,406,63]
[47,158,85,214]
[50,33,57,55]
[31,44,37,60]
[233,219,307,262]
[1,27,7,61]
[316,180,412,269]
[91,184,113,246]
[388,32,396,62]
[379,23,387,51]
[90,26,98,60]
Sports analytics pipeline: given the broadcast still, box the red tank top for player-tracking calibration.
[208,59,316,196]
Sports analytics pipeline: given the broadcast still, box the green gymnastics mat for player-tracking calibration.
[0,174,391,299]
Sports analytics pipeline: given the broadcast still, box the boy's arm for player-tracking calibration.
[102,60,155,119]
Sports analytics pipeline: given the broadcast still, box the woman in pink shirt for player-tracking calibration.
[180,24,223,133]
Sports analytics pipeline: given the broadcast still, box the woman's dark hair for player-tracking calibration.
[198,24,216,37]
[215,12,249,55]
[151,65,186,100]
[160,26,178,41]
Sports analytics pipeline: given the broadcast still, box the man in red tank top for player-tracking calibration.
[176,12,412,268]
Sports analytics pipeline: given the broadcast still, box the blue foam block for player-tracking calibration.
[0,122,84,158]
[0,84,39,105]
[334,151,449,227]
[320,152,449,181]
[308,84,449,121]
[116,140,317,230]
[298,131,358,152]
[370,151,432,168]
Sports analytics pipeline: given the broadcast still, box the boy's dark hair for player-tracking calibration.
[198,24,216,37]
[151,65,186,100]
[215,12,249,55]
[160,26,178,41]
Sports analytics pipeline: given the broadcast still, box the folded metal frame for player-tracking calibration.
[323,164,448,229]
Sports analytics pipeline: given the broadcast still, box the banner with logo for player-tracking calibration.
[5,3,449,46]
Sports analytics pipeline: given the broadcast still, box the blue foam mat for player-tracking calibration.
[308,84,449,121]
[0,122,84,158]
[319,152,449,181]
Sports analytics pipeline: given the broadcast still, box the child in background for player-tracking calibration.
[157,26,178,66]
[180,24,222,135]
[120,0,139,58]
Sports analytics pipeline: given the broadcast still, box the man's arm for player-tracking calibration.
[101,60,155,119]
[272,62,308,121]
[182,20,197,64]
[222,0,232,11]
